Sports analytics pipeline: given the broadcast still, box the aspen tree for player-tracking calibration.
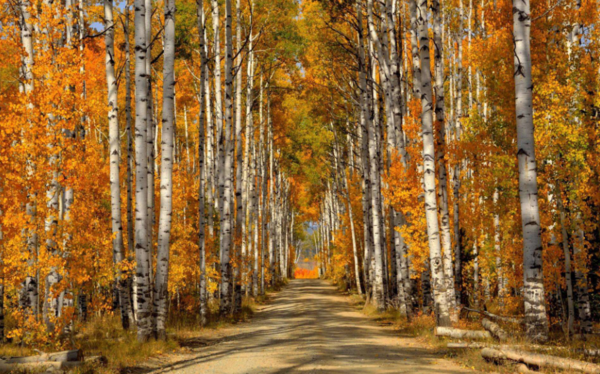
[219,0,235,315]
[105,0,129,329]
[196,0,208,326]
[124,2,136,324]
[145,0,155,287]
[432,0,456,313]
[512,0,549,342]
[414,0,451,327]
[212,0,224,220]
[18,0,39,316]
[134,0,152,341]
[454,0,465,305]
[234,0,244,311]
[154,0,175,339]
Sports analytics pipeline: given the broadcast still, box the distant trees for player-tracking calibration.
[303,0,600,341]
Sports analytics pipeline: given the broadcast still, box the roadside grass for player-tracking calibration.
[348,292,600,373]
[0,290,277,374]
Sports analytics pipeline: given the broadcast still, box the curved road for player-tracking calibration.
[162,279,474,374]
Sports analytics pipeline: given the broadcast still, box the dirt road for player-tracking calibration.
[160,279,474,373]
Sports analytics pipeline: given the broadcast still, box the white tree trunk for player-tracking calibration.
[453,0,465,306]
[512,0,549,342]
[415,0,451,327]
[124,2,136,325]
[219,0,234,316]
[154,0,175,339]
[145,0,155,292]
[212,0,224,220]
[197,0,208,326]
[134,0,152,341]
[105,0,130,330]
[233,0,244,311]
[432,0,456,315]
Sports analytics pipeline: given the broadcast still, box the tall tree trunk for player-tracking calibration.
[145,0,155,296]
[219,0,234,316]
[259,75,266,296]
[154,0,175,340]
[212,0,224,224]
[356,1,372,300]
[19,0,39,318]
[432,0,456,316]
[453,0,464,306]
[268,99,276,285]
[196,0,208,326]
[414,0,451,327]
[512,0,549,342]
[252,138,259,297]
[203,14,215,236]
[124,1,136,325]
[134,0,152,341]
[105,0,130,330]
[234,0,244,312]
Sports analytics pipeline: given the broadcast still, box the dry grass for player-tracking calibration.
[0,293,272,374]
[349,295,600,373]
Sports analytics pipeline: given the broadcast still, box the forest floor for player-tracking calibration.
[138,279,475,374]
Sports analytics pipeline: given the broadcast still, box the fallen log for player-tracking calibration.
[0,356,102,374]
[62,355,108,368]
[516,363,542,374]
[435,327,492,340]
[482,318,509,342]
[481,347,600,374]
[447,342,488,349]
[4,349,83,364]
[0,361,63,373]
[461,307,524,324]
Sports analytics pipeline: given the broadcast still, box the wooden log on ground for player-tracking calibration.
[481,347,600,374]
[0,361,63,373]
[462,307,524,324]
[4,349,83,364]
[435,327,492,340]
[447,342,488,349]
[62,355,108,368]
[517,363,542,374]
[482,318,509,342]
[0,356,101,373]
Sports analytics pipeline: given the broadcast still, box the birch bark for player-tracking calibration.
[105,0,130,329]
[415,0,451,327]
[196,0,208,326]
[219,0,234,316]
[432,0,456,314]
[133,0,152,341]
[124,2,136,324]
[154,0,175,339]
[145,0,155,290]
[512,0,549,342]
[454,0,464,306]
[233,0,244,311]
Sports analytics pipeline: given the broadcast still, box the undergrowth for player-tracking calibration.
[349,292,600,373]
[0,291,274,374]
